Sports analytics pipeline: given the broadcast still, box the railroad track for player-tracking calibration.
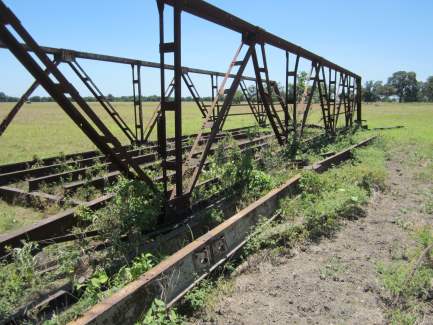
[72,136,376,325]
[0,125,348,256]
[0,136,375,324]
[0,126,274,255]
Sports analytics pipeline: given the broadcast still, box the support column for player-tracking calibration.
[356,78,362,125]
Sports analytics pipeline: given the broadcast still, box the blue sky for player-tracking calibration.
[1,0,432,97]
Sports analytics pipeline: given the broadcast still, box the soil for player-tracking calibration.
[190,153,433,324]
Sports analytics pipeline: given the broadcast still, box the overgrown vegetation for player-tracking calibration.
[197,134,277,202]
[47,252,159,324]
[177,140,387,321]
[377,227,433,324]
[245,143,386,255]
[0,242,40,319]
[0,174,163,323]
[136,299,184,325]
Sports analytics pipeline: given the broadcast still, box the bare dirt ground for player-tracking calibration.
[192,153,433,324]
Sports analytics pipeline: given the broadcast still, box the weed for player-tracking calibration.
[111,253,157,288]
[243,218,307,255]
[180,277,234,317]
[423,199,433,215]
[0,241,40,319]
[0,210,21,232]
[203,208,224,228]
[388,309,417,325]
[86,177,162,258]
[137,299,184,325]
[183,280,213,312]
[48,253,159,324]
[377,226,433,323]
[198,134,278,205]
[319,256,346,280]
[395,218,413,230]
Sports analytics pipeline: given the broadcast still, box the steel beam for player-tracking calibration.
[0,40,258,82]
[161,0,360,80]
[0,1,156,191]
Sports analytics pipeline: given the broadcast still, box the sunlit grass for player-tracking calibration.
[0,101,261,164]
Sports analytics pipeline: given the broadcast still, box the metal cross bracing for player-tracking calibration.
[251,43,288,144]
[0,0,362,218]
[0,2,157,192]
[0,42,261,141]
[285,52,300,133]
[239,79,266,126]
[157,0,362,214]
[66,57,138,144]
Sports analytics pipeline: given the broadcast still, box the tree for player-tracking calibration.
[29,96,41,102]
[296,71,309,102]
[0,92,6,102]
[247,85,257,102]
[422,76,433,102]
[362,80,381,102]
[232,90,244,104]
[376,83,395,100]
[387,71,419,102]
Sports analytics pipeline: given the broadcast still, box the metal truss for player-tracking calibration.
[156,0,362,214]
[0,0,362,217]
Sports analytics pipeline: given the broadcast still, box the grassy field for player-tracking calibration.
[0,101,431,234]
[0,101,341,164]
[1,101,432,164]
[0,101,262,164]
[0,101,433,323]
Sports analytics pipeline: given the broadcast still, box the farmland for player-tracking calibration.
[0,101,431,235]
[1,93,432,323]
[1,101,431,164]
[0,101,260,164]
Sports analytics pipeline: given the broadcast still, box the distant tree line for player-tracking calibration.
[0,91,215,103]
[1,71,432,104]
[362,71,433,103]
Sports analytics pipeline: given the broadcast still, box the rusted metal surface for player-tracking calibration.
[161,0,360,79]
[71,136,376,325]
[0,194,110,256]
[0,40,259,81]
[0,0,362,219]
[0,129,270,256]
[71,175,301,325]
[154,0,362,212]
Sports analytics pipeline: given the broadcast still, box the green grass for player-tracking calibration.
[0,201,43,233]
[1,101,432,323]
[0,101,431,234]
[0,101,260,164]
[1,101,432,164]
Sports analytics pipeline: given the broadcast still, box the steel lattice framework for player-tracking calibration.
[0,0,362,217]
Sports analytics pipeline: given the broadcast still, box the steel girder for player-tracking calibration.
[157,0,362,214]
[0,0,362,217]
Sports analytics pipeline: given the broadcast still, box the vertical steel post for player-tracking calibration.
[284,51,290,133]
[156,0,168,200]
[157,0,185,213]
[211,74,219,121]
[292,60,298,133]
[132,64,144,142]
[356,77,362,125]
[173,2,183,202]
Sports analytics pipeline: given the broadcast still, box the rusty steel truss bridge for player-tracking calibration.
[0,0,362,218]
